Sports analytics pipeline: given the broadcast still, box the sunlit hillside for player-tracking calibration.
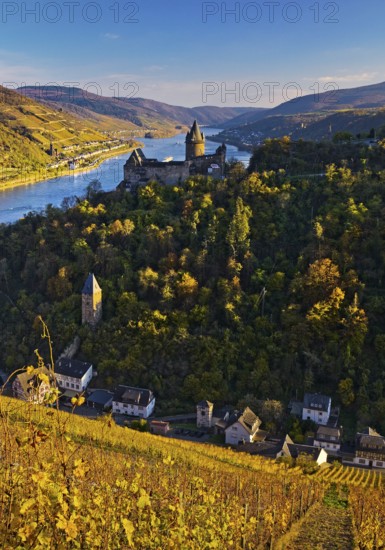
[0,391,384,549]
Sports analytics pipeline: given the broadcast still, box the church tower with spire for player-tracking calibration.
[82,273,102,327]
[185,120,205,160]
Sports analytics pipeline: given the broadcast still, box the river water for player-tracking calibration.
[0,128,250,224]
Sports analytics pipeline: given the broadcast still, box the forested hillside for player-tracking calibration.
[1,145,385,428]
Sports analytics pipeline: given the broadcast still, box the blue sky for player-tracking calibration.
[1,0,384,107]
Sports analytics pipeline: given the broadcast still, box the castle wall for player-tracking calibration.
[123,162,191,187]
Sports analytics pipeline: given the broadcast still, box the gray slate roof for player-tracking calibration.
[315,425,341,440]
[113,385,154,407]
[356,427,385,455]
[303,393,331,412]
[226,407,261,435]
[186,120,204,143]
[56,358,93,379]
[82,273,101,295]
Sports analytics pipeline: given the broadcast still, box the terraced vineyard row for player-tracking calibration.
[315,464,384,488]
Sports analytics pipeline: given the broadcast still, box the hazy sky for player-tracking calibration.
[1,0,384,107]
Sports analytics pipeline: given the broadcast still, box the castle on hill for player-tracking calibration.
[118,121,226,189]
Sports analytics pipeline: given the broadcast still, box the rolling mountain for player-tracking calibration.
[18,86,262,131]
[213,82,385,146]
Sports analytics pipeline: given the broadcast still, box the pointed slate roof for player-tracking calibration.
[82,273,101,295]
[126,148,146,166]
[226,407,261,435]
[186,120,204,143]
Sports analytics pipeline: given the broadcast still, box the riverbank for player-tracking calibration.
[206,132,255,154]
[0,142,141,192]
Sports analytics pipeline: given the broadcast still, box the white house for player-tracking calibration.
[55,358,93,392]
[302,393,331,425]
[314,425,341,455]
[225,407,261,446]
[112,386,155,419]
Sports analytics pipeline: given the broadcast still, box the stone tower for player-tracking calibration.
[82,273,102,327]
[196,400,214,429]
[185,120,205,160]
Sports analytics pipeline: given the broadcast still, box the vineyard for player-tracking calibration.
[0,394,323,549]
[315,463,385,488]
[1,393,385,548]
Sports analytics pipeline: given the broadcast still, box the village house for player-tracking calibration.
[112,385,155,419]
[12,366,54,404]
[224,407,262,445]
[313,425,342,455]
[353,427,385,469]
[150,420,170,436]
[302,393,332,426]
[55,358,93,393]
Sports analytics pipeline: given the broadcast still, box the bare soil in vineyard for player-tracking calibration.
[277,485,356,550]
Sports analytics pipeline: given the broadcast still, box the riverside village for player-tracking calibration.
[5,189,385,475]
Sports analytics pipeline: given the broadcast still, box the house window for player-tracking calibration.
[71,384,74,389]
[76,385,79,390]
[377,461,383,467]
[359,459,366,464]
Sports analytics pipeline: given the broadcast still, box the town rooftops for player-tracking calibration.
[56,358,93,379]
[82,273,101,296]
[113,385,154,407]
[303,393,331,412]
[315,425,341,440]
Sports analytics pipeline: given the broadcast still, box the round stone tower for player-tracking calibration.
[185,120,205,160]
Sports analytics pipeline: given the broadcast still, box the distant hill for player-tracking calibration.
[18,86,260,132]
[212,81,385,146]
[212,108,385,147]
[269,80,385,117]
[0,85,138,184]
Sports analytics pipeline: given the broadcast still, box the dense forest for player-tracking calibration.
[1,139,385,431]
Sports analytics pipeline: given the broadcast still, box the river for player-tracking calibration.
[0,128,251,224]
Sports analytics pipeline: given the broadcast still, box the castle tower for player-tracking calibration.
[185,120,205,160]
[82,273,102,327]
[196,400,214,429]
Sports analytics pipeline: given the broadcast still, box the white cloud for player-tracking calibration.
[306,72,379,85]
[102,33,120,40]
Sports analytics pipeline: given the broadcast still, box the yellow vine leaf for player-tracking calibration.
[122,518,135,546]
